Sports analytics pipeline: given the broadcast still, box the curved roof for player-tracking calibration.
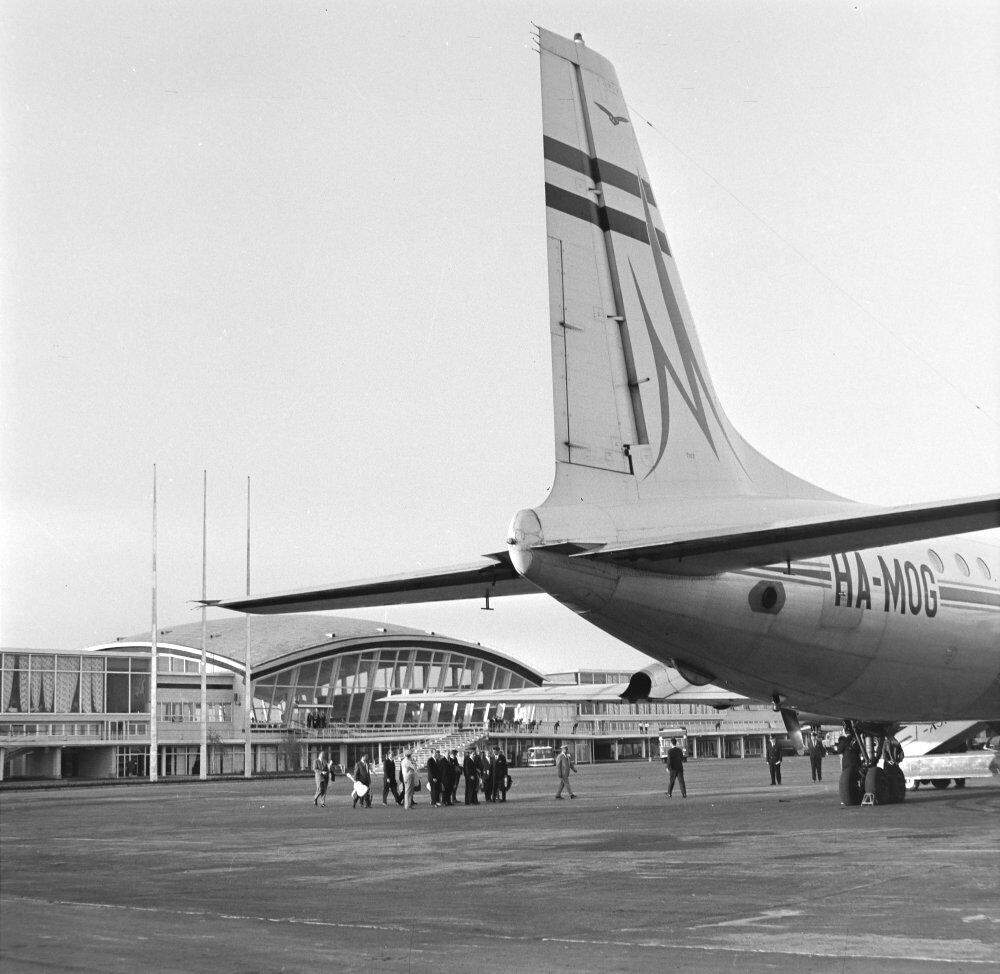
[97,613,544,684]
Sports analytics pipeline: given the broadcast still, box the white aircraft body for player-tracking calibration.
[221,30,999,796]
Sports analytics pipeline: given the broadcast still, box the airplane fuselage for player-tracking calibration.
[510,536,1000,722]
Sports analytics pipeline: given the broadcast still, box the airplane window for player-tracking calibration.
[954,553,971,577]
[976,557,992,581]
[928,549,944,573]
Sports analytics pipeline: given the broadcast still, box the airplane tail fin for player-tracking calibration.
[537,29,832,505]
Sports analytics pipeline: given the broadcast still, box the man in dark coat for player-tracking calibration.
[352,753,373,808]
[382,750,402,805]
[491,745,510,802]
[809,733,827,782]
[766,735,783,785]
[448,749,462,805]
[665,738,687,798]
[439,749,455,806]
[426,749,447,807]
[463,747,480,805]
[479,746,493,802]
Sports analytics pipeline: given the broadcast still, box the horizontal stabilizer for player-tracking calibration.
[217,552,539,614]
[578,495,1000,575]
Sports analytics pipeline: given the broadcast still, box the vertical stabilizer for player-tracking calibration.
[538,29,830,504]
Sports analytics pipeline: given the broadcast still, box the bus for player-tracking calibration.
[527,745,556,767]
[657,727,688,761]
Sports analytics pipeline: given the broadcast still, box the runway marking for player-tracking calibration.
[6,895,997,964]
[690,909,802,929]
[2,895,408,933]
[540,933,999,965]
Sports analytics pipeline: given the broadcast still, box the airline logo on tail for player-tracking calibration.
[627,173,746,477]
[595,103,629,126]
[571,99,744,478]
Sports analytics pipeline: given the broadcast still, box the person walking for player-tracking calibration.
[312,750,331,807]
[809,733,827,782]
[401,750,418,810]
[554,744,577,799]
[665,738,687,798]
[352,753,373,808]
[766,735,783,785]
[382,750,402,805]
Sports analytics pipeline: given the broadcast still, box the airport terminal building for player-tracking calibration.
[0,615,787,781]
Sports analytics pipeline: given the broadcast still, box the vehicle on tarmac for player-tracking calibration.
[657,727,687,761]
[527,745,556,767]
[901,749,1000,790]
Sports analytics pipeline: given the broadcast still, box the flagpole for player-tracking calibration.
[150,463,159,782]
[200,469,208,780]
[244,475,253,779]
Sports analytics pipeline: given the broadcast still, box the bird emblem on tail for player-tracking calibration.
[595,102,629,126]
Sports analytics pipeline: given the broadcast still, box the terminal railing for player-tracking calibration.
[0,719,151,743]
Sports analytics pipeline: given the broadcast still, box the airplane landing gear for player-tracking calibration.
[838,720,906,806]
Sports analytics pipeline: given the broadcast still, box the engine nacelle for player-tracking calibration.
[620,662,702,702]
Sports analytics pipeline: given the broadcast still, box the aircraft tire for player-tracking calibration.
[839,767,863,806]
[930,778,951,790]
[886,765,906,803]
[864,767,890,805]
[954,778,966,788]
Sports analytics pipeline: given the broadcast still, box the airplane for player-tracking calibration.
[217,28,1000,804]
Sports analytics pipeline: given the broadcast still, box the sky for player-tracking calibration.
[2,1,998,674]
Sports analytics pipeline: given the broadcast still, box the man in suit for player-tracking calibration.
[312,749,331,807]
[352,753,373,808]
[491,745,510,802]
[439,749,455,806]
[463,747,480,805]
[427,749,445,807]
[766,735,783,785]
[479,745,493,802]
[448,749,462,805]
[382,750,402,805]
[809,733,827,782]
[665,738,687,798]
[555,744,577,799]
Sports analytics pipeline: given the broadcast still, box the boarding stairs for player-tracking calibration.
[408,727,486,768]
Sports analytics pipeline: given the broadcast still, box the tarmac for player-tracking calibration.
[1,758,998,973]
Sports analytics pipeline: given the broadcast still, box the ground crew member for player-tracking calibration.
[809,733,826,782]
[766,735,783,785]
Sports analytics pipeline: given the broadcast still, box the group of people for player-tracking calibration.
[764,731,827,785]
[486,716,539,734]
[314,745,517,811]
[316,734,833,809]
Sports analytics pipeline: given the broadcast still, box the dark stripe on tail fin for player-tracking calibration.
[544,136,659,210]
[544,183,670,253]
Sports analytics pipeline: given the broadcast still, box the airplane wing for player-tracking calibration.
[215,496,997,614]
[216,551,540,614]
[575,495,1000,575]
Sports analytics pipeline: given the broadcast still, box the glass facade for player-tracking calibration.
[251,645,535,728]
[1,652,150,715]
